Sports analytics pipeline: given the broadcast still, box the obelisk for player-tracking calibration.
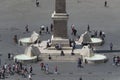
[51,0,69,47]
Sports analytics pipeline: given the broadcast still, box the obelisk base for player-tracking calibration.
[52,12,69,38]
[51,35,70,47]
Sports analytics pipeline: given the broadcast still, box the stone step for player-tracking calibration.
[40,48,81,55]
[42,52,81,56]
[47,46,72,50]
[39,54,81,61]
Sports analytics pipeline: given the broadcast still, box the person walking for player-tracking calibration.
[48,54,52,60]
[113,55,118,66]
[104,0,107,7]
[79,77,82,80]
[25,24,29,32]
[36,0,39,7]
[10,53,14,60]
[29,65,33,73]
[110,42,113,51]
[73,29,77,36]
[95,30,98,37]
[99,30,102,37]
[40,62,44,70]
[54,66,58,74]
[8,53,11,60]
[87,24,90,32]
[71,24,75,35]
[46,26,49,34]
[60,50,65,56]
[45,64,49,74]
[50,23,53,32]
[39,28,42,35]
[72,40,76,50]
[77,58,82,68]
[13,35,18,44]
[28,73,32,80]
[117,56,120,65]
[71,24,77,36]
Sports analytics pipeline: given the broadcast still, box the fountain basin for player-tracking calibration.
[90,38,103,46]
[14,54,37,63]
[19,37,33,46]
[85,54,107,63]
[19,31,39,46]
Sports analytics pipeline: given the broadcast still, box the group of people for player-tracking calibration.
[8,53,14,60]
[91,30,105,40]
[0,62,33,79]
[113,55,120,66]
[86,24,106,40]
[39,24,53,35]
[77,0,108,8]
[55,44,62,50]
[40,62,58,74]
[13,23,53,44]
[71,24,106,41]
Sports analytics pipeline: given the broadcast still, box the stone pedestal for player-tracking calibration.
[51,0,69,48]
[51,12,69,47]
[52,12,69,38]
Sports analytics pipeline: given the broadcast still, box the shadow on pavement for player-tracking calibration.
[94,50,120,53]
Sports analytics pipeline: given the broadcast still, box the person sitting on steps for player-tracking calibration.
[60,50,65,56]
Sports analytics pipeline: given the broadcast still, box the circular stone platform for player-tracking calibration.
[85,54,107,63]
[14,54,37,63]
